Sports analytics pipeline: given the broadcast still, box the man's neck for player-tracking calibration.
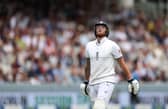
[97,36,106,43]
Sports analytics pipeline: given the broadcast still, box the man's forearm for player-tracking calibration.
[85,58,90,81]
[117,57,132,80]
[117,57,140,95]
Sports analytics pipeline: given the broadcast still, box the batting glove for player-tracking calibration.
[80,80,89,96]
[128,79,140,95]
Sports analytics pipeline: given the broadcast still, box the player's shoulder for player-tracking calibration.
[86,40,96,47]
[106,39,121,50]
[106,39,119,46]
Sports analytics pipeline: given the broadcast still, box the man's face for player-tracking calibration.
[95,25,106,37]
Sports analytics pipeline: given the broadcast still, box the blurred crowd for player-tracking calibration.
[0,1,168,84]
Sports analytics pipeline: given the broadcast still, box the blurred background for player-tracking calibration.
[0,0,168,109]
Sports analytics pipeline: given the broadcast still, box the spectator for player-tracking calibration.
[0,1,167,84]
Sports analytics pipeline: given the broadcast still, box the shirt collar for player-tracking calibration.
[96,37,107,45]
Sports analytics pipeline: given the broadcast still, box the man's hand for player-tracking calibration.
[128,79,140,95]
[80,81,89,96]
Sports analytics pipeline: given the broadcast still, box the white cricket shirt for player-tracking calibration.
[85,37,122,85]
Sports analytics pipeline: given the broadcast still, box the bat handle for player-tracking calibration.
[131,85,136,96]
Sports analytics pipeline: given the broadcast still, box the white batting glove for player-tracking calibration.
[128,79,140,95]
[80,80,89,96]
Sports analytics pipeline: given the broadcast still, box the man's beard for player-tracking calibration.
[96,33,105,38]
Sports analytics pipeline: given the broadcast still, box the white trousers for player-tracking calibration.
[88,82,115,106]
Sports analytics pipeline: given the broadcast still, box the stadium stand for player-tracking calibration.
[0,0,167,84]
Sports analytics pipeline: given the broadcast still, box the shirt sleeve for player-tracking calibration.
[111,42,122,59]
[85,44,89,58]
